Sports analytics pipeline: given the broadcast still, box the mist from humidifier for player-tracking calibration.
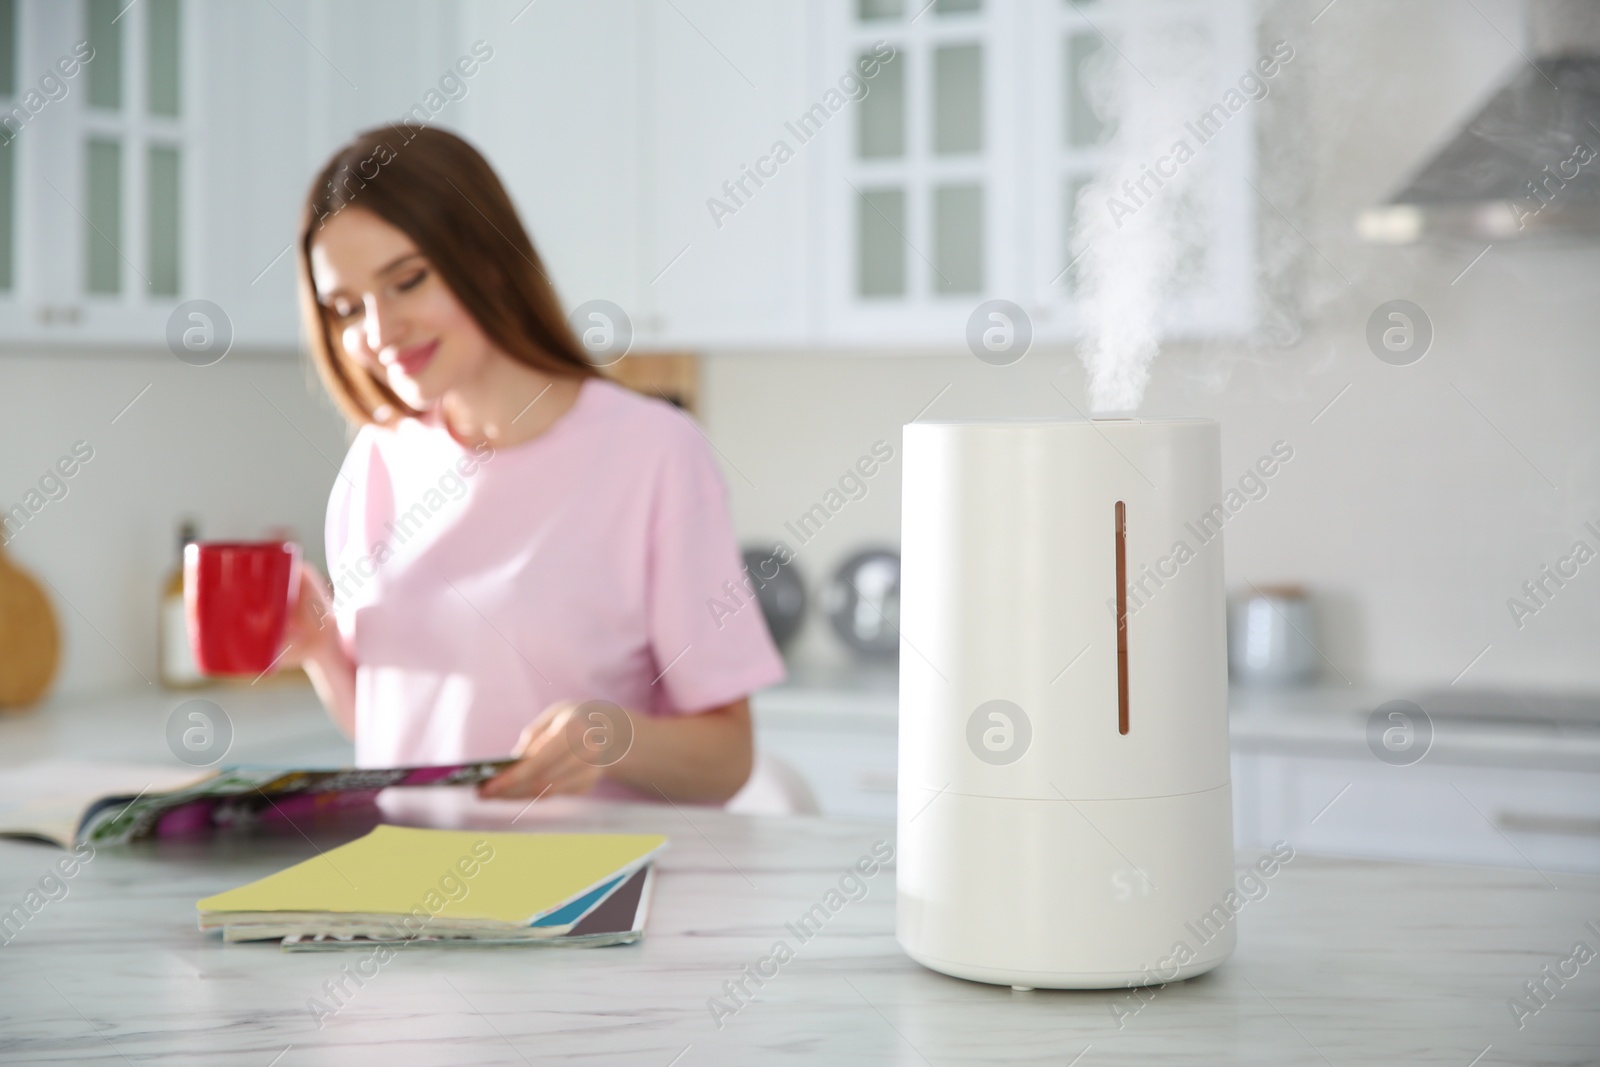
[1070,15,1214,414]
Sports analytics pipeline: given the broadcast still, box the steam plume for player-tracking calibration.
[1070,14,1214,413]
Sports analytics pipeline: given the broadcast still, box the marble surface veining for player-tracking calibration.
[1,786,1597,1066]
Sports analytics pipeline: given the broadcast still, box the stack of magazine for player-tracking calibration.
[196,825,666,951]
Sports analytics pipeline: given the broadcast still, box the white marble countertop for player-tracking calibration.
[4,686,1600,1062]
[2,790,1598,1065]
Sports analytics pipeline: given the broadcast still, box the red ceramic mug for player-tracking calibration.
[184,541,300,675]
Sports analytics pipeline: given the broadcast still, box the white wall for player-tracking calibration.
[0,351,347,696]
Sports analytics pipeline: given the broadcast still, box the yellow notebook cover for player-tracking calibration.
[196,826,667,926]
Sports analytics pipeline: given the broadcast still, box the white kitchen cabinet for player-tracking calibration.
[639,0,1261,350]
[1019,0,1260,344]
[751,669,898,821]
[814,0,1258,349]
[188,0,314,351]
[756,715,898,821]
[814,0,1022,347]
[452,0,644,331]
[634,0,813,348]
[457,0,814,350]
[2,0,305,348]
[1229,686,1600,874]
[2,0,1261,353]
[198,0,465,351]
[1232,749,1600,875]
[0,0,470,351]
[2,0,192,346]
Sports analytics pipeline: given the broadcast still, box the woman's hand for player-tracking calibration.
[478,701,611,800]
[479,698,754,805]
[279,566,340,670]
[277,566,358,739]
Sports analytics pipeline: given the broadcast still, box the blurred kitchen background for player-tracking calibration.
[2,1,1598,867]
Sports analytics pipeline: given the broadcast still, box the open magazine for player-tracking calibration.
[0,759,514,849]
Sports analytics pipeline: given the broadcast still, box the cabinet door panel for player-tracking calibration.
[1243,751,1600,874]
[198,1,462,349]
[755,723,898,820]
[193,0,315,348]
[640,0,811,348]
[816,0,1018,347]
[455,0,643,328]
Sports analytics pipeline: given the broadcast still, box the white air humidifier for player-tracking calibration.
[896,416,1235,990]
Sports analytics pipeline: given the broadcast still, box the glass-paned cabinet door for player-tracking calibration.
[1024,0,1257,340]
[81,0,184,301]
[2,0,190,342]
[84,135,120,293]
[819,0,1020,343]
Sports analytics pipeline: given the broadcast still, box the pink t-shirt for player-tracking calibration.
[323,377,785,799]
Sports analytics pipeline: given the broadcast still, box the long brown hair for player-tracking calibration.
[296,124,595,427]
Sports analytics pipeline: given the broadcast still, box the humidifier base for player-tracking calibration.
[903,945,1231,991]
[896,784,1237,986]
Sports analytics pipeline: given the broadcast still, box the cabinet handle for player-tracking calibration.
[37,305,84,325]
[856,769,896,793]
[1496,811,1600,837]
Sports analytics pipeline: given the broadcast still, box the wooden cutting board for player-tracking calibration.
[0,542,60,709]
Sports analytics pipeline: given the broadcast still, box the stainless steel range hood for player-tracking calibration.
[1360,1,1600,243]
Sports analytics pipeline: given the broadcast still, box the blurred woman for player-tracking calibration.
[281,125,783,804]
